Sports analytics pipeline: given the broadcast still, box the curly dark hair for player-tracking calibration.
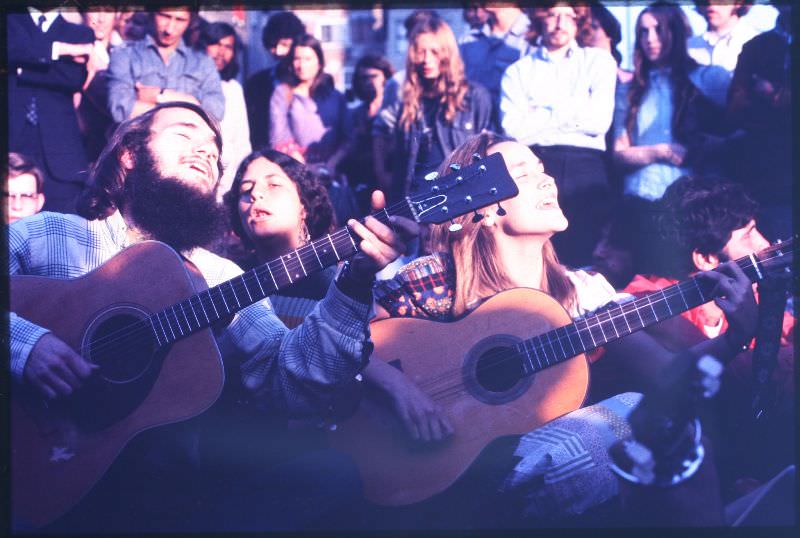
[197,21,242,81]
[658,175,758,278]
[224,148,336,249]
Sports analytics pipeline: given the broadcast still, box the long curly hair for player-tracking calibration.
[399,18,469,132]
[76,102,223,221]
[427,132,578,316]
[224,148,336,249]
[625,1,698,143]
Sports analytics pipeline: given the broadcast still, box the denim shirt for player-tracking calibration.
[107,34,225,123]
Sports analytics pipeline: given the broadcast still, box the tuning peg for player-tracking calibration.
[472,153,482,162]
[449,163,461,171]
[424,171,439,181]
[496,203,507,216]
[448,220,462,232]
[472,211,484,223]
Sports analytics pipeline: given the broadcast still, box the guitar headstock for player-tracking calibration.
[756,235,795,279]
[407,152,519,226]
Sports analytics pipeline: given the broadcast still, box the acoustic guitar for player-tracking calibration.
[328,239,794,506]
[10,153,519,529]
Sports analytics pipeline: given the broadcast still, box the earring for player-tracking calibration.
[299,222,311,245]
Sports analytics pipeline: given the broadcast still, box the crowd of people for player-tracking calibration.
[6,0,795,533]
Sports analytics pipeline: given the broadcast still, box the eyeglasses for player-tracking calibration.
[544,13,578,25]
[4,192,39,204]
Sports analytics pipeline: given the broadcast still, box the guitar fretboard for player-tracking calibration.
[514,249,780,376]
[147,207,407,347]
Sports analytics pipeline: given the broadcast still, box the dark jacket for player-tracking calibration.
[7,12,93,183]
[373,82,492,202]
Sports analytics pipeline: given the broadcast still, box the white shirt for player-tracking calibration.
[218,78,252,199]
[500,41,617,151]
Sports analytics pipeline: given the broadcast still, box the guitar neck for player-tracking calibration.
[515,251,770,376]
[147,204,413,348]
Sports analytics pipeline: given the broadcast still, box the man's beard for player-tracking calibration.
[122,148,228,253]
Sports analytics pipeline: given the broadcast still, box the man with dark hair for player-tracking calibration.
[8,101,417,532]
[244,11,306,150]
[623,175,794,501]
[107,6,224,123]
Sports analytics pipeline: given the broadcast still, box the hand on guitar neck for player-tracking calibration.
[24,334,97,400]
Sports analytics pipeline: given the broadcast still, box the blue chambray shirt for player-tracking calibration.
[8,211,372,416]
[107,34,225,123]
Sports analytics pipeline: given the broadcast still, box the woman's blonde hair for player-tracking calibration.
[399,18,469,132]
[427,132,577,317]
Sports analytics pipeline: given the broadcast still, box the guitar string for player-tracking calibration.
[76,195,429,356]
[405,253,785,402]
[79,234,786,384]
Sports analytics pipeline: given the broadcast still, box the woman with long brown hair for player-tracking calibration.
[613,1,728,201]
[360,131,757,527]
[373,16,492,204]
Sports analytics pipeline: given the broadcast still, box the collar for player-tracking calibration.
[104,210,132,249]
[702,20,750,47]
[508,12,531,38]
[535,39,578,61]
[144,33,189,57]
[28,7,60,32]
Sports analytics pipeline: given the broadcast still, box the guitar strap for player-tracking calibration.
[750,277,790,420]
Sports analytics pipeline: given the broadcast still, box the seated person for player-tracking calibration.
[355,132,757,528]
[624,175,795,501]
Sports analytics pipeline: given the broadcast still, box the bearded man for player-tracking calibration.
[8,101,417,532]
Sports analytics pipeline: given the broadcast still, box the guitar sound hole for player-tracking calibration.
[89,313,156,383]
[475,347,524,393]
[71,307,167,433]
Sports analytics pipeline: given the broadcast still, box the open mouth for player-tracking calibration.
[536,198,560,210]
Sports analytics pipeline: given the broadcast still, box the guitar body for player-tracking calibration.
[328,288,589,506]
[11,241,224,528]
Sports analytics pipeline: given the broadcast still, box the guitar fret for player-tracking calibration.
[296,251,307,277]
[188,298,201,327]
[265,264,278,290]
[149,317,163,347]
[228,281,241,308]
[216,286,231,313]
[162,311,176,340]
[565,325,579,355]
[620,305,632,333]
[382,208,396,232]
[606,311,620,339]
[346,229,358,252]
[584,319,598,348]
[280,255,293,284]
[595,315,609,343]
[676,284,690,310]
[633,302,645,329]
[573,321,588,352]
[529,341,543,370]
[310,241,323,268]
[179,302,193,330]
[328,234,340,261]
[241,275,254,303]
[171,306,185,335]
[252,269,266,297]
[205,290,220,319]
[554,327,567,360]
[154,314,168,343]
[693,278,706,303]
[539,335,553,365]
[518,344,534,374]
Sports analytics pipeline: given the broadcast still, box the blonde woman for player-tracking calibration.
[373,16,492,204]
[361,131,757,526]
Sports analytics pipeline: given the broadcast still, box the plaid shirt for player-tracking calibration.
[8,211,371,416]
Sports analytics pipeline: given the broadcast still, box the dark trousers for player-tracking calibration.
[531,145,613,268]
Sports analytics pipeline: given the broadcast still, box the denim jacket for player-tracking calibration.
[373,82,492,202]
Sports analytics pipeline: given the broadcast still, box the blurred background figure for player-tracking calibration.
[459,1,531,128]
[501,1,617,268]
[244,11,305,150]
[115,7,149,42]
[199,21,252,199]
[6,152,46,224]
[107,6,224,122]
[373,16,491,205]
[341,53,395,216]
[687,0,757,106]
[7,4,94,214]
[76,5,120,164]
[461,0,491,34]
[726,3,791,242]
[613,1,726,203]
